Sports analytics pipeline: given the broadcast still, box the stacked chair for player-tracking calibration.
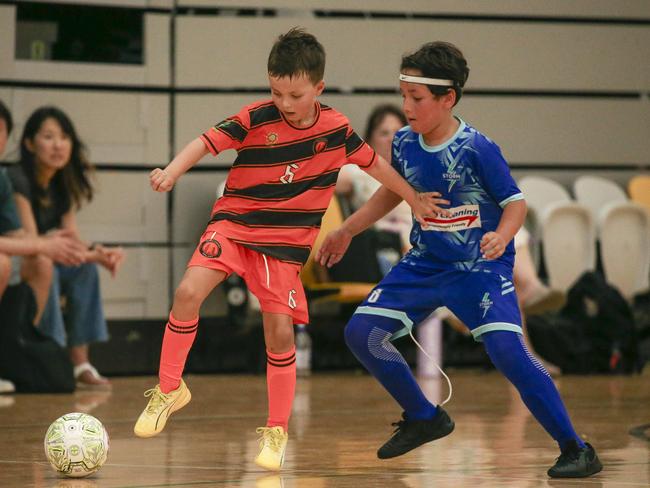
[573,176,650,300]
[518,176,596,292]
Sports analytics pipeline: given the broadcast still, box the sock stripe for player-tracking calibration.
[167,323,198,334]
[169,318,198,329]
[267,355,296,367]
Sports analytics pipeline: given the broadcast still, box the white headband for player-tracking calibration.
[399,73,454,87]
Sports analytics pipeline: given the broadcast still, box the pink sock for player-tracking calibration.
[159,313,198,393]
[266,346,296,431]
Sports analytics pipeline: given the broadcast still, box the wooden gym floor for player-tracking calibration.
[0,369,648,487]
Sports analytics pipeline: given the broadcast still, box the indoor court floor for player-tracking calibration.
[0,370,648,487]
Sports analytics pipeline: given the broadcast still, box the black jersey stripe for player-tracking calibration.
[210,209,325,228]
[249,103,282,128]
[232,240,312,265]
[357,151,378,169]
[345,131,365,157]
[201,133,219,154]
[233,126,348,167]
[222,170,339,201]
[214,118,248,143]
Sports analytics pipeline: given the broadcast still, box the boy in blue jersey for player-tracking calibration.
[317,42,602,478]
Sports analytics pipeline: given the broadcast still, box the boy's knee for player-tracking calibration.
[344,314,372,351]
[174,280,203,307]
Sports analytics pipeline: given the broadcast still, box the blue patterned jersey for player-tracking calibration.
[391,118,524,271]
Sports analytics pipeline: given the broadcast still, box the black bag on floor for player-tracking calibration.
[528,272,642,374]
[0,283,75,393]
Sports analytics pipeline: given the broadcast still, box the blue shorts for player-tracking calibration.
[354,259,523,342]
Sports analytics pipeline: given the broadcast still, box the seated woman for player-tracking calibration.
[9,106,124,388]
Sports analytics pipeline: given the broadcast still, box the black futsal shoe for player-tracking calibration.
[547,440,603,478]
[377,407,455,459]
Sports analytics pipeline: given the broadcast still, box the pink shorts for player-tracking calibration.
[187,226,309,324]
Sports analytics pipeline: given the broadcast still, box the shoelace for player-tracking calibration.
[256,427,283,451]
[143,387,170,414]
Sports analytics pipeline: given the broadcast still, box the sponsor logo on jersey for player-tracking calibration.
[423,204,481,232]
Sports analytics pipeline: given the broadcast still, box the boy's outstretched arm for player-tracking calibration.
[366,156,450,227]
[480,199,527,260]
[150,138,210,192]
[317,185,400,268]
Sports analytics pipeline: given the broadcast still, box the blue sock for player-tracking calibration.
[344,313,438,420]
[482,331,585,450]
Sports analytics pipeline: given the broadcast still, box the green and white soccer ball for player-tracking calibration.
[44,413,109,478]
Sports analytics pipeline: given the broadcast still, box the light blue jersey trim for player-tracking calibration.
[471,322,522,342]
[418,117,466,153]
[499,192,524,208]
[354,306,413,341]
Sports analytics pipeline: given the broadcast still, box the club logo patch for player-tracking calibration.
[199,238,222,258]
[266,132,279,145]
[313,138,327,154]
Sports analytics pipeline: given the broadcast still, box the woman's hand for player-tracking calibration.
[150,168,176,192]
[95,245,126,277]
[41,230,87,266]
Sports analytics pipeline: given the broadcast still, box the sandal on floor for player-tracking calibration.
[74,362,111,389]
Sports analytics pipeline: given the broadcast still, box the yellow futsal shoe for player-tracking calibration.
[254,426,288,471]
[133,379,191,438]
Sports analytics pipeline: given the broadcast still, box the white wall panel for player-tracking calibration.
[4,89,169,165]
[177,0,650,19]
[176,17,650,91]
[176,93,650,165]
[77,172,167,243]
[174,94,259,165]
[0,7,170,86]
[459,96,650,165]
[99,247,169,319]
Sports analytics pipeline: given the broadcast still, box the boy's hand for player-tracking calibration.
[412,192,451,228]
[316,228,353,268]
[150,168,176,192]
[480,231,506,260]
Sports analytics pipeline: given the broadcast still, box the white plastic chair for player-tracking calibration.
[518,176,593,279]
[540,202,596,292]
[573,175,650,298]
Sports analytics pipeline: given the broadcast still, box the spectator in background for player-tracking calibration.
[337,104,411,251]
[0,101,86,393]
[9,106,125,388]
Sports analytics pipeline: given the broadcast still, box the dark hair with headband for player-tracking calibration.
[400,41,470,106]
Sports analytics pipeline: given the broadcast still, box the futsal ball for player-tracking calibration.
[44,412,109,478]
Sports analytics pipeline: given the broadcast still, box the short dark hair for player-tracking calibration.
[268,27,325,84]
[364,104,407,141]
[0,100,13,134]
[401,41,470,106]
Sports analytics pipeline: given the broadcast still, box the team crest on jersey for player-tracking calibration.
[199,238,222,258]
[423,204,482,232]
[266,132,279,145]
[313,138,327,154]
